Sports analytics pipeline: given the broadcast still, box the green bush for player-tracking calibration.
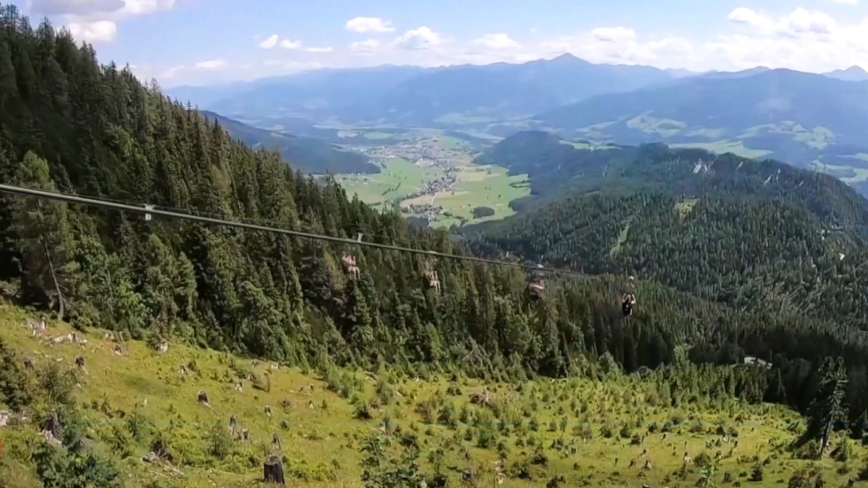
[33,441,122,488]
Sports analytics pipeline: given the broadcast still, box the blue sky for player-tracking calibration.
[13,0,868,86]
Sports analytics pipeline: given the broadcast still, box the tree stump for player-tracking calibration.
[263,455,285,485]
[197,390,210,407]
[41,412,64,445]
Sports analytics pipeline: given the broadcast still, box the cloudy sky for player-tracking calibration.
[12,0,868,86]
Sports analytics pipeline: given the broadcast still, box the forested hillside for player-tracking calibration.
[2,1,868,417]
[476,131,868,225]
[469,132,868,413]
[199,111,379,175]
[0,4,695,381]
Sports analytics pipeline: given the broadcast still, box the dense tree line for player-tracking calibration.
[477,131,868,229]
[469,192,868,328]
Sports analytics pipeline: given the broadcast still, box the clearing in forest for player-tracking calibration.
[610,217,633,258]
[1,300,859,488]
[675,198,700,217]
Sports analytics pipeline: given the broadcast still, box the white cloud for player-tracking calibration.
[31,0,124,15]
[159,65,184,80]
[394,26,441,50]
[711,7,868,72]
[591,26,637,43]
[259,34,279,49]
[280,39,302,50]
[825,0,857,4]
[728,7,837,36]
[44,0,175,44]
[258,35,303,50]
[152,5,868,86]
[349,39,380,54]
[472,33,520,50]
[67,20,117,43]
[783,8,836,35]
[728,7,766,26]
[119,0,174,16]
[195,59,228,70]
[345,17,394,33]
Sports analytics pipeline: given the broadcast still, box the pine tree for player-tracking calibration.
[11,151,79,320]
[805,357,848,458]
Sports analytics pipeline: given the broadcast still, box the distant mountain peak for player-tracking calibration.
[823,65,868,81]
[549,52,588,64]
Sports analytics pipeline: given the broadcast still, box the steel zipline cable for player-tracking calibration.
[0,183,586,278]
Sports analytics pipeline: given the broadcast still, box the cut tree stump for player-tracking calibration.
[197,390,211,407]
[263,455,285,485]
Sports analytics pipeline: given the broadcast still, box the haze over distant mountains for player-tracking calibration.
[536,69,868,168]
[170,55,867,130]
[171,54,868,188]
[174,54,682,127]
[822,66,868,82]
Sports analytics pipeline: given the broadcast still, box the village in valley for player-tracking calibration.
[335,132,530,228]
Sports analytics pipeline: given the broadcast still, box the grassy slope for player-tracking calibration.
[1,299,863,487]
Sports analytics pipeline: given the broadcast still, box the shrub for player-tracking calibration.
[750,464,763,482]
[251,372,270,392]
[354,402,374,420]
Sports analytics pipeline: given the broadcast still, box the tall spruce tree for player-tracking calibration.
[806,357,848,458]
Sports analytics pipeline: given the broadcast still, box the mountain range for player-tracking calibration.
[172,54,679,127]
[171,57,868,133]
[534,69,868,176]
[173,56,868,191]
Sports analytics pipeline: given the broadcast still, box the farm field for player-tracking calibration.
[0,300,859,488]
[398,164,531,228]
[669,140,772,160]
[335,132,531,228]
[336,157,445,205]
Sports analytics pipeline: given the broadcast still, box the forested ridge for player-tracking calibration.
[477,131,868,228]
[198,110,380,175]
[468,131,868,417]
[2,2,868,440]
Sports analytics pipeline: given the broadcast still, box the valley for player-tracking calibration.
[178,63,868,196]
[334,132,530,228]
